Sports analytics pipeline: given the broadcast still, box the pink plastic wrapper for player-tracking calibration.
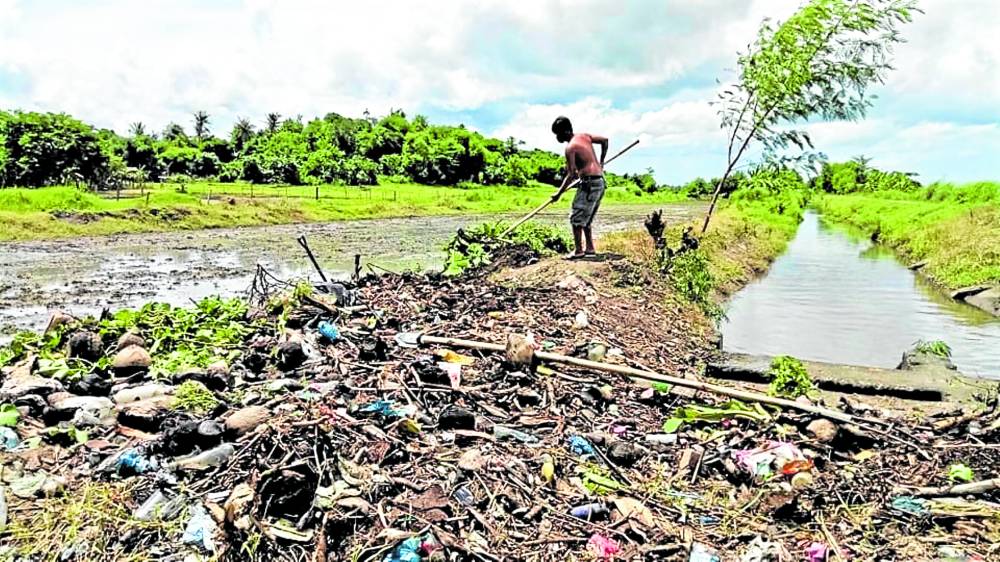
[587,533,620,559]
[804,541,828,562]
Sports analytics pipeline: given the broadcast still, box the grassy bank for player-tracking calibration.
[0,182,688,242]
[813,182,1000,289]
[603,186,805,323]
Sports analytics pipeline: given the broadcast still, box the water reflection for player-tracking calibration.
[721,212,1000,378]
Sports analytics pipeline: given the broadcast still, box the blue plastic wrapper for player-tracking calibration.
[567,435,596,457]
[116,448,153,474]
[359,399,406,418]
[383,536,423,562]
[0,427,18,451]
[318,321,340,342]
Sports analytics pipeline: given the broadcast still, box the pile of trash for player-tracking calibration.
[0,263,998,561]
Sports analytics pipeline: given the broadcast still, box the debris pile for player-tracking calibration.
[0,262,997,561]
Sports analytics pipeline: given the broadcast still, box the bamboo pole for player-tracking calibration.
[417,335,858,424]
[911,478,1000,497]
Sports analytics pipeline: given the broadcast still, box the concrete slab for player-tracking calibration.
[707,352,996,405]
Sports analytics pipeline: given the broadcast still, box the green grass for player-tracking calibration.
[813,182,1000,289]
[0,182,688,241]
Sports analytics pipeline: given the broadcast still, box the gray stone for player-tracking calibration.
[47,393,114,419]
[965,287,1000,317]
[113,345,152,374]
[224,405,269,436]
[806,419,838,443]
[116,332,146,351]
[0,371,64,401]
[67,331,104,362]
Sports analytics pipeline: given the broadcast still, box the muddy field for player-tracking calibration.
[0,204,705,339]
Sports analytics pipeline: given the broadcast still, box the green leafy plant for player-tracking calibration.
[947,463,974,483]
[659,249,725,322]
[915,339,952,359]
[663,400,772,432]
[171,381,220,414]
[442,220,570,276]
[0,403,20,427]
[767,355,815,399]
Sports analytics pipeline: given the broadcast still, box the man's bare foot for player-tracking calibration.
[564,253,586,261]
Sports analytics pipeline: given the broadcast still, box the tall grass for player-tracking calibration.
[814,181,1000,289]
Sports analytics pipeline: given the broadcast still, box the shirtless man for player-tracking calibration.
[550,116,608,259]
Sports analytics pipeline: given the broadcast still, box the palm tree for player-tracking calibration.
[192,111,210,140]
[231,117,255,151]
[128,122,147,137]
[163,122,186,141]
[265,113,281,133]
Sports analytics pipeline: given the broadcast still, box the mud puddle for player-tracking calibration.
[0,203,704,339]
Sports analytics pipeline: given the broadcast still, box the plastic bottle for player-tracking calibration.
[114,384,172,404]
[570,502,609,519]
[134,490,185,521]
[173,443,235,471]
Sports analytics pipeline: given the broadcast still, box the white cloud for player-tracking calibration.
[492,96,722,152]
[0,0,994,183]
[887,0,1000,105]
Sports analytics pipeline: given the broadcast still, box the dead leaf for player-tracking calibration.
[410,484,450,511]
[613,497,656,528]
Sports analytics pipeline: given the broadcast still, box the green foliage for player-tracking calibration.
[99,296,251,377]
[0,403,20,427]
[0,107,627,191]
[665,400,772,432]
[915,339,952,358]
[703,0,918,230]
[659,249,725,322]
[813,185,1000,288]
[766,355,815,399]
[171,380,220,414]
[947,463,974,483]
[814,159,921,194]
[0,110,112,187]
[442,221,571,276]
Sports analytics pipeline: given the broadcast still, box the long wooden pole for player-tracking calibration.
[416,334,858,424]
[499,140,640,238]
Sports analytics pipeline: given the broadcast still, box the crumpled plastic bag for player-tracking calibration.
[733,441,805,478]
[182,503,218,553]
[587,533,620,559]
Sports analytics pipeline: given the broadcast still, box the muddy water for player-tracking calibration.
[0,203,705,339]
[721,211,1000,379]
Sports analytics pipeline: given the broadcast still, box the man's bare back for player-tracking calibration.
[565,133,605,177]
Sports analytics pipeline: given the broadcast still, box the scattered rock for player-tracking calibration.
[46,393,114,424]
[113,345,152,375]
[897,345,956,371]
[117,395,174,432]
[206,360,230,377]
[67,331,104,362]
[68,373,112,396]
[0,372,64,401]
[505,333,536,366]
[276,341,306,371]
[437,405,475,431]
[606,440,647,467]
[114,383,173,405]
[224,406,269,436]
[805,419,838,443]
[44,310,76,334]
[116,332,146,351]
[197,420,225,447]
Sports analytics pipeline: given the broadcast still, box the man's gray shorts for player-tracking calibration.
[570,175,606,227]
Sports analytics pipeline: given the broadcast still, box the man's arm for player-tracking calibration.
[590,134,609,166]
[552,145,579,200]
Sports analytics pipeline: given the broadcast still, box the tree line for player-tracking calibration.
[0,109,662,192]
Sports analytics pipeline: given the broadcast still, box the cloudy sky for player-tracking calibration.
[0,0,996,183]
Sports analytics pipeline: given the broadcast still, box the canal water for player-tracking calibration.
[721,211,1000,379]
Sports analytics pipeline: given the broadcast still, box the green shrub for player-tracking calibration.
[767,355,815,399]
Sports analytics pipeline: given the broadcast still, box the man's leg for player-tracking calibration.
[572,225,585,255]
[583,226,596,254]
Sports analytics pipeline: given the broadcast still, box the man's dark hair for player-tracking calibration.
[551,116,573,135]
